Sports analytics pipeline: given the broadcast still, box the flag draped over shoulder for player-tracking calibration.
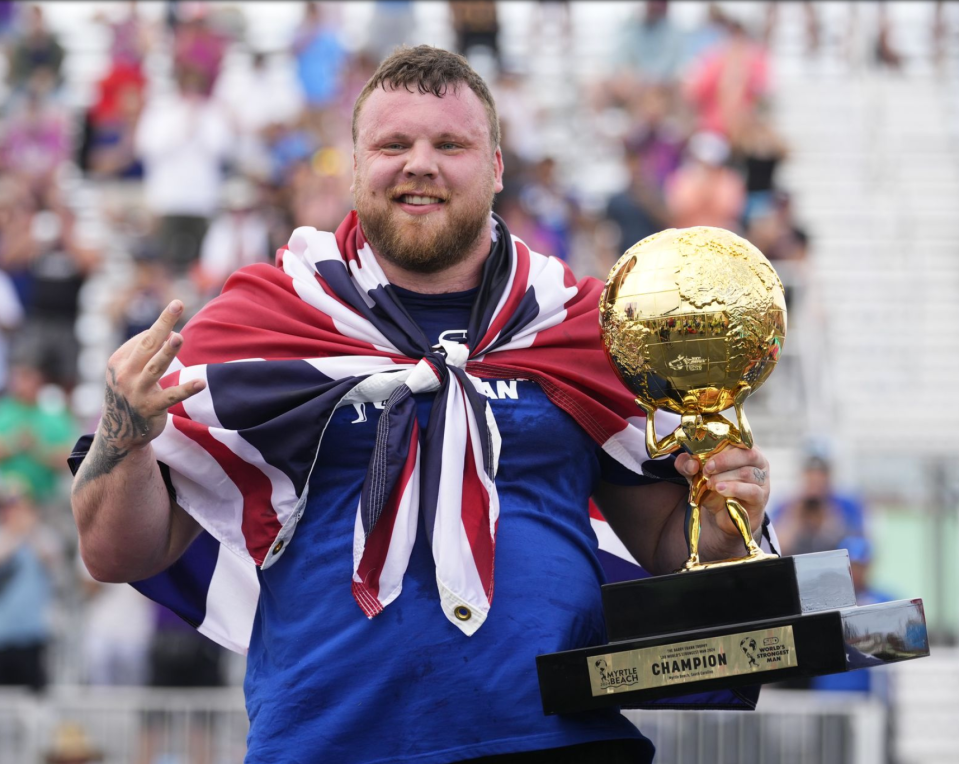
[124,211,669,651]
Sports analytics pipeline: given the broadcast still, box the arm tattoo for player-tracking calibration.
[753,468,767,485]
[75,368,152,489]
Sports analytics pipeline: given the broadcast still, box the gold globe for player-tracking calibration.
[599,227,787,415]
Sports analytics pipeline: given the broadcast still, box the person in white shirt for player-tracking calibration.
[135,69,233,275]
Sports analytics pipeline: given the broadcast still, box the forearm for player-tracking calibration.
[71,434,195,582]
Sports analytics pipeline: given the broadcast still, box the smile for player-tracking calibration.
[397,195,446,205]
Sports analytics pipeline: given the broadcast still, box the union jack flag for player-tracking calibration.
[111,212,680,652]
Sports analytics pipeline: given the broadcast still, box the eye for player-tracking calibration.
[439,142,460,151]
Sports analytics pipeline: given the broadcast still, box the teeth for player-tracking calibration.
[401,195,443,205]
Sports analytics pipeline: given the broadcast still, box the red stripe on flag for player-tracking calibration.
[355,420,420,603]
[461,417,494,600]
[352,581,384,617]
[159,370,180,390]
[478,239,531,353]
[589,499,605,522]
[171,417,282,565]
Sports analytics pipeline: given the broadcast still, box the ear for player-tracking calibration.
[493,147,504,194]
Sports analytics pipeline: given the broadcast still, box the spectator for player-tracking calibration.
[108,241,174,343]
[0,88,71,199]
[214,51,304,179]
[84,65,145,181]
[364,0,417,63]
[195,176,271,298]
[685,3,731,61]
[0,176,38,305]
[622,83,686,192]
[0,482,61,692]
[135,68,233,275]
[0,269,23,393]
[292,2,348,112]
[173,8,228,97]
[13,201,101,391]
[0,360,77,506]
[615,1,687,89]
[6,5,64,93]
[665,131,746,231]
[518,157,579,262]
[78,558,154,686]
[96,2,152,70]
[684,17,769,138]
[450,0,501,70]
[730,101,790,223]
[770,454,866,557]
[605,149,669,257]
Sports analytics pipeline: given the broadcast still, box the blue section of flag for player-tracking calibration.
[132,530,220,629]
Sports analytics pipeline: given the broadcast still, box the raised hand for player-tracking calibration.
[79,301,206,487]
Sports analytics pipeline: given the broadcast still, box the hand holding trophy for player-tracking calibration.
[536,227,929,715]
[598,226,786,571]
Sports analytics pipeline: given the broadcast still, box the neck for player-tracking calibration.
[373,228,493,295]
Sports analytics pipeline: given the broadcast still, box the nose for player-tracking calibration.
[403,139,438,178]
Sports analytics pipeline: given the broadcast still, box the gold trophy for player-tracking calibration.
[598,226,787,571]
[535,226,928,715]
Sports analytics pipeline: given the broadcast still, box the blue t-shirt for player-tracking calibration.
[244,286,656,763]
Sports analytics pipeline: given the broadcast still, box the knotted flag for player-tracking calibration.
[86,212,681,649]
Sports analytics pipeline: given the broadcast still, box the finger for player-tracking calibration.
[157,377,207,411]
[126,300,185,368]
[139,332,184,389]
[703,447,766,477]
[708,465,769,489]
[674,452,699,478]
[711,481,767,511]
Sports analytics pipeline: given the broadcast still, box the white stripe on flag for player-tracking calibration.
[303,356,401,380]
[179,365,221,427]
[432,380,489,633]
[375,445,421,609]
[197,544,260,655]
[153,419,253,565]
[602,412,682,474]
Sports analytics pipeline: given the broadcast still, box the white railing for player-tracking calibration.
[0,686,897,764]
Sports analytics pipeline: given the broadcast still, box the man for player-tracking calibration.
[71,46,773,764]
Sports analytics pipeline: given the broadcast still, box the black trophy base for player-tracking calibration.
[536,552,929,716]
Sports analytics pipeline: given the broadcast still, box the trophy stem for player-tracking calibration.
[679,462,778,573]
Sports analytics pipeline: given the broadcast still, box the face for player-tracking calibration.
[352,85,504,275]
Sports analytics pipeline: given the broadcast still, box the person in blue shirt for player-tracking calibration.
[771,454,866,557]
[70,46,775,764]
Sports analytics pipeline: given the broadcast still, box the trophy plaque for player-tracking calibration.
[536,227,929,714]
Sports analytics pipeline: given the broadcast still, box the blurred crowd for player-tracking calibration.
[0,0,935,722]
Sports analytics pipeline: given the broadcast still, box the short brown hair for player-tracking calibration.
[352,45,500,150]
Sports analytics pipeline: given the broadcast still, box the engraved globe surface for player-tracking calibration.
[599,227,787,415]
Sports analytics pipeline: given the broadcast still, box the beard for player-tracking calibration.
[354,178,495,275]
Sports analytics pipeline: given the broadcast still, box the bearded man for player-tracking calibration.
[71,46,773,764]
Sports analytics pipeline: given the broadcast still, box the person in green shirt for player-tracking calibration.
[0,361,76,505]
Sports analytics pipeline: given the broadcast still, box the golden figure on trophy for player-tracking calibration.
[599,226,788,572]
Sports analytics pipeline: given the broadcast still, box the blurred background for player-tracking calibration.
[0,1,956,762]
